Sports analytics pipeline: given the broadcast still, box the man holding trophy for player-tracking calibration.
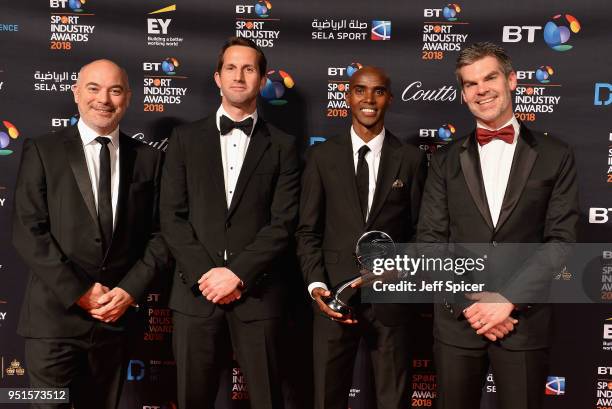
[296,66,427,409]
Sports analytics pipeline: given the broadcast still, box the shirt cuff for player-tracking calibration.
[307,282,329,299]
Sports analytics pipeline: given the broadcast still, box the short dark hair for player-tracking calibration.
[348,66,392,95]
[455,42,514,86]
[216,37,267,75]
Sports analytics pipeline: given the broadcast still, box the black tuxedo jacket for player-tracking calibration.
[12,126,168,338]
[296,131,427,326]
[417,124,579,349]
[160,116,300,321]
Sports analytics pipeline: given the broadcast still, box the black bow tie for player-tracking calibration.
[219,115,254,136]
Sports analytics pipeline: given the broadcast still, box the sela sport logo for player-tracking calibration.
[371,20,391,41]
[545,376,565,395]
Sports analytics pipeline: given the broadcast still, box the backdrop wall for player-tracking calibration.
[1,1,611,408]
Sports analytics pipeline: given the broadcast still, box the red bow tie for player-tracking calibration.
[476,125,515,146]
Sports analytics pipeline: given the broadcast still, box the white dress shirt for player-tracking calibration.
[477,116,520,227]
[216,105,258,207]
[308,127,386,297]
[78,119,120,228]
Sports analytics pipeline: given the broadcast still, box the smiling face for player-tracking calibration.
[458,55,517,129]
[72,59,131,135]
[214,45,266,115]
[346,67,392,140]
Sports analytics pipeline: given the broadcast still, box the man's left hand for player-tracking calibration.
[463,292,516,335]
[217,288,242,305]
[90,287,135,323]
[198,267,242,303]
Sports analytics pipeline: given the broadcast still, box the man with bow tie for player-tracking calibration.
[160,37,299,409]
[417,42,578,409]
[296,66,427,409]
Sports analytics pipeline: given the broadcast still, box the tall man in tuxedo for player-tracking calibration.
[161,37,299,409]
[12,59,168,409]
[296,66,427,409]
[417,42,579,409]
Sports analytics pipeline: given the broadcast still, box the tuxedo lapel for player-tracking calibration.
[64,127,98,225]
[226,120,270,219]
[459,132,494,230]
[331,134,364,227]
[366,133,401,229]
[110,133,135,257]
[200,117,228,211]
[495,124,538,233]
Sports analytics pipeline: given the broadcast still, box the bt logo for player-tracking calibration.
[419,124,456,141]
[502,14,581,51]
[0,120,19,156]
[327,63,362,77]
[543,14,581,51]
[260,69,294,106]
[589,208,612,224]
[143,58,180,75]
[236,1,272,17]
[516,66,554,83]
[604,319,612,340]
[49,0,85,12]
[424,3,462,20]
[51,115,79,128]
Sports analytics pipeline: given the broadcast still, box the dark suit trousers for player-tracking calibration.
[24,325,127,409]
[313,305,412,409]
[172,308,284,409]
[434,340,549,409]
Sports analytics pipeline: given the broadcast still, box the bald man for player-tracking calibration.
[296,66,427,409]
[12,59,168,409]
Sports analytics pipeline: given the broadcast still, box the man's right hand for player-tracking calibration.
[76,282,110,311]
[481,317,519,342]
[217,288,242,305]
[311,287,357,325]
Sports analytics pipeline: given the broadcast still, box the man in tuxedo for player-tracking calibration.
[296,66,427,409]
[12,59,168,408]
[417,42,579,409]
[160,37,299,409]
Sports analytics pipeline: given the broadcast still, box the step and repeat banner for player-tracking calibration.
[1,1,611,408]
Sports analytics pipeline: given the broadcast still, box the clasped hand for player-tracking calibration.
[76,282,135,323]
[463,291,518,342]
[198,267,243,304]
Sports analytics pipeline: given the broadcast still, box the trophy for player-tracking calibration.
[322,230,395,319]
